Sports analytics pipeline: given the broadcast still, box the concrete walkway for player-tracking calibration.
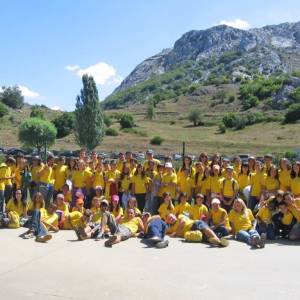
[0,228,299,300]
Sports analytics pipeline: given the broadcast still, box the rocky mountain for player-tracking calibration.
[113,21,300,91]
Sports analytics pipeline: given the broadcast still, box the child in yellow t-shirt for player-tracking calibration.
[255,202,276,240]
[158,192,175,220]
[174,192,191,217]
[190,193,208,221]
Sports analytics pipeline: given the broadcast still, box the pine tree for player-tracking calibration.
[74,75,104,150]
[146,103,155,120]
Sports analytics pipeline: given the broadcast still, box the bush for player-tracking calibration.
[289,87,300,104]
[170,120,176,125]
[188,109,203,126]
[119,113,135,129]
[0,86,24,109]
[227,94,235,103]
[222,113,239,128]
[30,106,44,119]
[52,112,75,138]
[150,136,164,145]
[284,103,300,123]
[104,114,112,127]
[218,123,226,133]
[105,127,118,136]
[0,102,8,117]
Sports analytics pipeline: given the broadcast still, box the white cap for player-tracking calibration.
[211,198,221,205]
[165,162,173,168]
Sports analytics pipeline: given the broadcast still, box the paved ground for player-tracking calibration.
[0,228,300,300]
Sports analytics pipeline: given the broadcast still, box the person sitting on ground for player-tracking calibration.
[110,194,123,223]
[55,193,70,229]
[100,208,144,247]
[283,192,300,240]
[165,213,229,247]
[158,192,175,220]
[229,198,266,248]
[123,196,141,218]
[72,197,85,213]
[255,200,275,240]
[272,202,295,239]
[141,212,169,248]
[22,203,59,242]
[190,193,208,221]
[208,198,230,238]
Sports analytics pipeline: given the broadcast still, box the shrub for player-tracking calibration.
[222,113,239,128]
[289,87,300,104]
[284,103,300,123]
[0,102,8,117]
[0,86,24,109]
[227,94,235,103]
[119,113,135,129]
[105,127,118,136]
[104,114,112,127]
[150,136,164,145]
[30,105,44,119]
[188,109,202,126]
[170,120,176,125]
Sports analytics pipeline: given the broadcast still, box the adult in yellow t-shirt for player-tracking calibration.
[53,157,67,193]
[161,163,177,199]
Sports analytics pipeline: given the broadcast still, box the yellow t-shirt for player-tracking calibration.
[57,202,69,216]
[131,174,149,194]
[91,207,102,223]
[229,208,254,232]
[238,174,250,190]
[210,208,230,230]
[282,211,294,225]
[63,211,84,229]
[257,206,272,224]
[123,207,141,219]
[167,214,194,238]
[0,164,8,191]
[174,202,192,217]
[72,170,90,188]
[210,176,222,194]
[120,175,132,192]
[288,199,300,222]
[144,158,161,171]
[6,198,27,216]
[39,166,53,184]
[222,178,239,198]
[5,166,12,186]
[53,165,67,191]
[161,173,177,199]
[289,177,300,196]
[193,172,203,194]
[92,171,105,189]
[31,164,44,183]
[200,176,211,196]
[158,202,175,220]
[178,174,194,198]
[121,217,141,234]
[190,204,208,220]
[250,172,265,197]
[278,169,291,191]
[42,212,58,229]
[112,207,124,218]
[263,177,279,192]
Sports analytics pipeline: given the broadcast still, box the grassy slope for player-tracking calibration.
[1,85,299,156]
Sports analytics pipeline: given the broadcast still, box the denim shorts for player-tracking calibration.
[191,220,209,231]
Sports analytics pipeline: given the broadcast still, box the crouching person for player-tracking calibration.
[165,213,229,247]
[22,203,59,242]
[229,198,266,248]
[142,212,169,248]
[102,208,144,247]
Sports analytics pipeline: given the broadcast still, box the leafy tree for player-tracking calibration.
[215,90,228,102]
[52,112,75,138]
[120,113,135,129]
[18,118,57,154]
[0,86,24,109]
[146,103,155,120]
[0,102,8,118]
[104,114,112,127]
[188,109,202,126]
[30,105,44,119]
[74,75,105,150]
[150,136,164,145]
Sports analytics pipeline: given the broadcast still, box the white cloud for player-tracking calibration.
[218,19,250,30]
[66,61,123,86]
[18,85,40,98]
[65,65,80,71]
[51,105,61,111]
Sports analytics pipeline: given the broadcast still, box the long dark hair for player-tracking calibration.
[267,166,279,180]
[120,162,129,180]
[180,156,192,171]
[239,163,250,176]
[13,189,26,209]
[134,164,145,178]
[291,162,300,178]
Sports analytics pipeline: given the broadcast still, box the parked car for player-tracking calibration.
[173,154,182,161]
[6,148,27,156]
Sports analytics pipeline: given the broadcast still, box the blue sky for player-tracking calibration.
[0,0,300,111]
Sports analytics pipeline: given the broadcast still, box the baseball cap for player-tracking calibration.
[95,186,103,191]
[226,165,234,171]
[165,162,173,168]
[146,149,154,155]
[142,212,151,218]
[100,199,109,206]
[111,195,119,203]
[211,198,221,205]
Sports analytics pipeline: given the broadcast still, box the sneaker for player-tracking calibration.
[74,228,83,241]
[147,236,162,244]
[259,233,266,249]
[218,237,229,247]
[95,233,105,241]
[23,231,34,239]
[251,235,260,248]
[77,227,88,240]
[36,234,52,243]
[155,240,169,249]
[208,236,220,246]
[104,235,118,248]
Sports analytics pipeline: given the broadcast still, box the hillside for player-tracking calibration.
[103,21,300,109]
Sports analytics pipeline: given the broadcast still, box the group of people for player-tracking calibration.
[0,149,300,249]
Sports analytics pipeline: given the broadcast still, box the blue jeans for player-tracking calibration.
[236,229,260,244]
[25,209,48,237]
[146,219,167,239]
[213,225,229,238]
[0,190,4,214]
[256,222,275,240]
[191,220,209,231]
